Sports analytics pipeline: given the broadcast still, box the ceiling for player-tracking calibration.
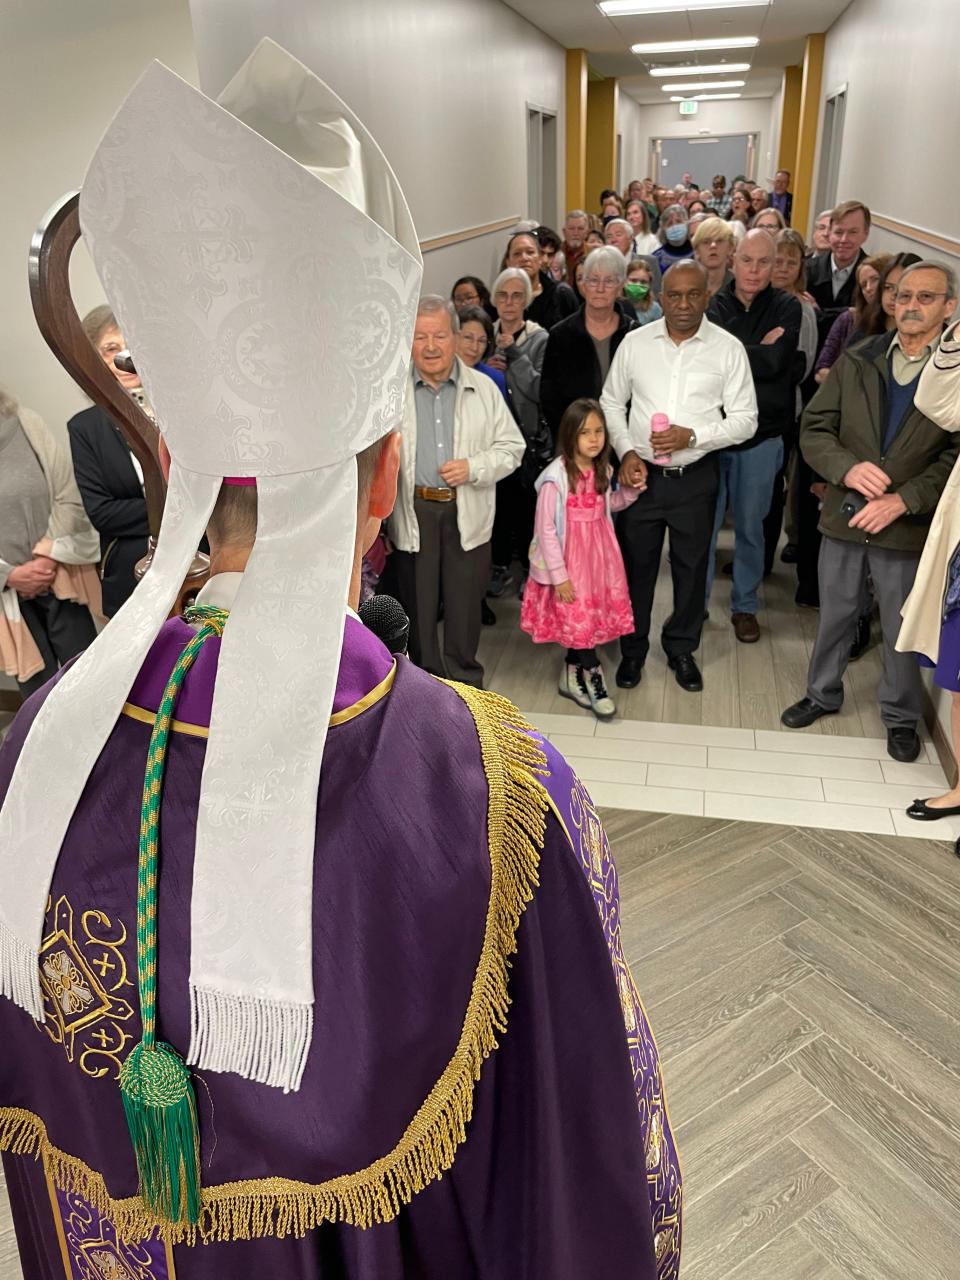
[502,0,852,104]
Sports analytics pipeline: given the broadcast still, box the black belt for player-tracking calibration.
[653,454,712,478]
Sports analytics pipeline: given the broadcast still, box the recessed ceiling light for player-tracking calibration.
[661,80,746,91]
[650,62,751,76]
[632,37,759,54]
[670,93,743,101]
[600,0,767,15]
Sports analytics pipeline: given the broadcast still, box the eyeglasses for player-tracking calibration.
[494,291,527,304]
[894,290,949,306]
[583,276,621,290]
[458,333,486,346]
[454,292,480,304]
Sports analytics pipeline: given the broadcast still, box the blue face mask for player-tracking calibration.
[665,224,689,246]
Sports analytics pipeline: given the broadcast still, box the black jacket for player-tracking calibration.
[67,405,149,617]
[707,282,803,447]
[526,272,580,332]
[540,304,637,439]
[806,248,867,348]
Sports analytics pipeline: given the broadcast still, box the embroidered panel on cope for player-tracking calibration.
[539,756,682,1279]
[31,891,173,1277]
[49,1183,175,1280]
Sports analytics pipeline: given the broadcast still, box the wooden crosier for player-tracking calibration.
[28,190,209,617]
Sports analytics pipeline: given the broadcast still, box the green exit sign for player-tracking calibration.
[679,100,699,116]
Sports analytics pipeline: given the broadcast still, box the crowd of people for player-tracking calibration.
[4,171,960,812]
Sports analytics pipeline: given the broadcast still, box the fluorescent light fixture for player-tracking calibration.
[670,93,742,101]
[650,62,751,76]
[632,37,759,54]
[661,80,746,90]
[601,0,766,14]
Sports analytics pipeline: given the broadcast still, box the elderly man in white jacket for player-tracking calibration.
[389,296,525,686]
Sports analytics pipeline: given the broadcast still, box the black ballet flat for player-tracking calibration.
[905,798,960,821]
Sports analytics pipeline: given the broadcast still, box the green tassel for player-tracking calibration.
[119,607,228,1226]
[119,1041,202,1225]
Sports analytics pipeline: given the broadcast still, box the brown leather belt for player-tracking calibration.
[415,486,456,502]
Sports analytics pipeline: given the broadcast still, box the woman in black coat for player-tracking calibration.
[540,247,637,443]
[68,307,150,617]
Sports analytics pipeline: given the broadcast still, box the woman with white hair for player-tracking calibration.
[0,386,102,696]
[540,247,638,441]
[653,204,694,273]
[487,268,551,594]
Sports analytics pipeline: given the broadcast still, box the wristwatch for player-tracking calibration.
[687,430,698,449]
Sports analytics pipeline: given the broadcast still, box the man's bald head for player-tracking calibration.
[733,229,777,303]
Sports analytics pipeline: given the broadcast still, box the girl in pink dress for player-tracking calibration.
[521,398,638,719]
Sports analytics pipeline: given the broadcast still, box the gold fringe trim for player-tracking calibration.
[1,683,548,1246]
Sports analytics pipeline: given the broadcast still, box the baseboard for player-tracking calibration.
[923,686,958,786]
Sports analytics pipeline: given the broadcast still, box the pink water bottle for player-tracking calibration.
[651,412,671,464]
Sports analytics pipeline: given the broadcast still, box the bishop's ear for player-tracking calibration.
[367,432,401,520]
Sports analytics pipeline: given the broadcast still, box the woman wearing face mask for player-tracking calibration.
[652,205,694,273]
[539,247,638,443]
[622,259,662,326]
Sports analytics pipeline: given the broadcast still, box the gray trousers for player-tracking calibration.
[806,536,923,728]
[393,497,491,688]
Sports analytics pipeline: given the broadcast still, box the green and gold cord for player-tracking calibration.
[118,604,228,1226]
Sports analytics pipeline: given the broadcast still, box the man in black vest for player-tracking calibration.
[782,262,959,762]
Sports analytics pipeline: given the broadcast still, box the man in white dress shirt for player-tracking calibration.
[601,261,758,692]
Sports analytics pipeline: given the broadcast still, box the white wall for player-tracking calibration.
[817,0,960,263]
[188,0,566,292]
[617,97,775,186]
[0,0,198,441]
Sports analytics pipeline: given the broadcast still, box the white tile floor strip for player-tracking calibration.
[524,711,956,844]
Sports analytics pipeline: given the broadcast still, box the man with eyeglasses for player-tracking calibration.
[601,260,758,693]
[782,261,960,762]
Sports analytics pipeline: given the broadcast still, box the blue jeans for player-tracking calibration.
[705,437,784,616]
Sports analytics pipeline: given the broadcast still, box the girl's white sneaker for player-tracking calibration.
[585,665,616,720]
[558,663,591,709]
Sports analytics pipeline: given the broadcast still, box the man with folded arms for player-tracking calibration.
[389,295,524,687]
[601,260,757,693]
[782,261,960,761]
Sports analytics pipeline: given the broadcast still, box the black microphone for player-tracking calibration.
[358,594,410,657]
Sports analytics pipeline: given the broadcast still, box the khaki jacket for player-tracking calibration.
[800,333,960,554]
[388,359,525,554]
[898,321,960,660]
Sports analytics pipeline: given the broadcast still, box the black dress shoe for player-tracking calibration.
[781,697,837,728]
[722,562,733,576]
[887,726,922,763]
[481,599,496,626]
[849,613,870,661]
[954,837,960,860]
[668,653,703,692]
[780,542,799,564]
[616,657,644,688]
[906,797,960,821]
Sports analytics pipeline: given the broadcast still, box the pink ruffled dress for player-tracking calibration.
[521,464,637,649]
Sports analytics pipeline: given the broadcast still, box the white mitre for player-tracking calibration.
[0,39,422,1093]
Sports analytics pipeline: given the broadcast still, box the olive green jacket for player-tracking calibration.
[800,333,960,553]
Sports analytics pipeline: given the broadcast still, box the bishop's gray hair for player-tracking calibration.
[416,294,460,332]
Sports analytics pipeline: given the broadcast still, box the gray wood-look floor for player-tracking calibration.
[3,811,958,1277]
[610,808,960,1280]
